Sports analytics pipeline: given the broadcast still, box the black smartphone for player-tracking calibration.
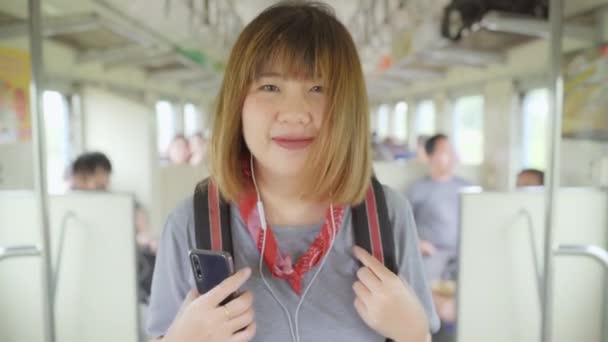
[189,249,236,304]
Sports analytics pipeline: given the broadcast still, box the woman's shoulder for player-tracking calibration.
[169,196,195,222]
[162,196,196,240]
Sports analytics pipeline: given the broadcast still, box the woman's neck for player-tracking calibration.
[255,166,327,226]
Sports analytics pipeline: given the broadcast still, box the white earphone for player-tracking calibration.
[249,155,337,342]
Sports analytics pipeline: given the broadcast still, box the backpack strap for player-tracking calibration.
[351,177,398,274]
[193,179,233,254]
[352,178,398,342]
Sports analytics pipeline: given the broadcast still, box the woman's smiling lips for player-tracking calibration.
[272,136,315,150]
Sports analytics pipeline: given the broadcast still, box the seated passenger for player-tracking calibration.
[516,168,544,187]
[69,152,112,191]
[188,132,207,166]
[406,134,471,329]
[68,151,157,304]
[166,134,191,165]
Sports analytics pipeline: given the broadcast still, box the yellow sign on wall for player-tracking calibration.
[0,47,31,144]
[563,45,608,140]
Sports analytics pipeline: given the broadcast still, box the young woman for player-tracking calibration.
[147,2,439,341]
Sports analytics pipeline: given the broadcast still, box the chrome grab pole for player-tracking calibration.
[541,0,565,341]
[28,0,56,340]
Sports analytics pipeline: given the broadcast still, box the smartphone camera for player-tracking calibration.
[191,255,204,281]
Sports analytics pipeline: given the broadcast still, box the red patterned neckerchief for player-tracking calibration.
[238,192,344,295]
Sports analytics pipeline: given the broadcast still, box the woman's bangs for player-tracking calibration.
[250,25,332,82]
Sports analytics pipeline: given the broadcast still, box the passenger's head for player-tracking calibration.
[425,134,455,177]
[210,1,370,204]
[70,152,112,191]
[167,134,191,165]
[517,169,544,187]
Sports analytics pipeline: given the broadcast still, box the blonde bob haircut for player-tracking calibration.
[209,0,371,205]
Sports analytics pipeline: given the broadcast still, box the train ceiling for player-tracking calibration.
[0,0,605,97]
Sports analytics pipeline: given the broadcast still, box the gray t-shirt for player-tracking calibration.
[406,176,471,251]
[146,185,440,340]
[406,176,471,281]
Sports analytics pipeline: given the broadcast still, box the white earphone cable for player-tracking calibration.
[293,202,337,342]
[251,156,297,342]
[250,155,337,342]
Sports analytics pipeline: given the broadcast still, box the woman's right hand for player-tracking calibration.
[163,268,256,342]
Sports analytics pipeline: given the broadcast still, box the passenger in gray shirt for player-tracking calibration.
[407,134,471,329]
[407,134,471,282]
[147,3,438,341]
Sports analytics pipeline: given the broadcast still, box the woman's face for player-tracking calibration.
[242,69,326,178]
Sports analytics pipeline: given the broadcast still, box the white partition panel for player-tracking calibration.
[0,191,44,342]
[50,193,139,342]
[457,188,607,342]
[0,192,140,342]
[158,164,209,228]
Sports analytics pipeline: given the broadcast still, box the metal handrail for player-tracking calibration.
[555,243,608,342]
[554,244,608,270]
[1,211,84,306]
[0,245,41,262]
[53,211,81,301]
[516,209,544,306]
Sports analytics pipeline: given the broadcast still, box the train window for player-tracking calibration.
[453,94,484,165]
[521,88,549,170]
[183,103,202,137]
[393,101,408,142]
[376,104,391,139]
[156,100,177,157]
[43,90,71,194]
[415,99,436,136]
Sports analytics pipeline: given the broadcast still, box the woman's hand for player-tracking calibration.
[163,268,256,342]
[352,247,429,342]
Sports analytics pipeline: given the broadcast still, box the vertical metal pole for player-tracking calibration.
[596,10,608,342]
[541,0,564,341]
[28,0,56,341]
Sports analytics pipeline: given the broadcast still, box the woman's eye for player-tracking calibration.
[310,85,324,93]
[260,84,279,92]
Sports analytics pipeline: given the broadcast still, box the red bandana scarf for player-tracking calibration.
[239,192,344,295]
